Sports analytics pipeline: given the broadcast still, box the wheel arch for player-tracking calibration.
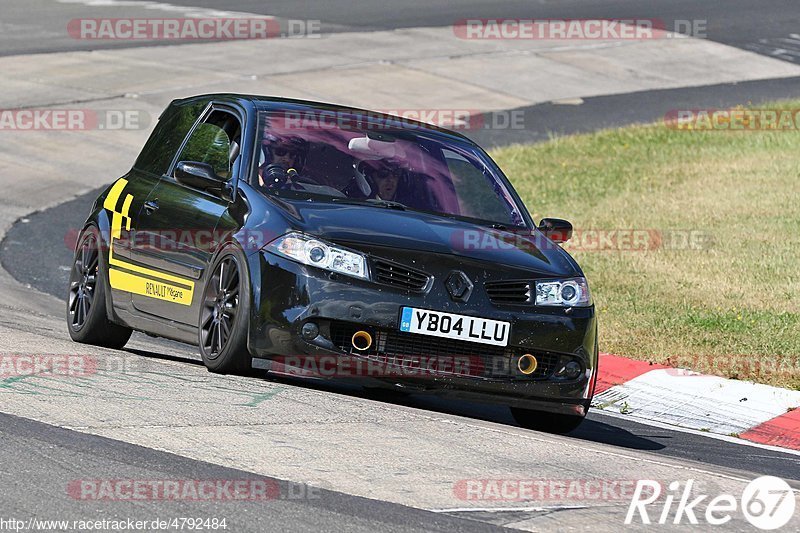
[77,202,118,325]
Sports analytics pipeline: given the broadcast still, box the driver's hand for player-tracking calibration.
[286,168,300,185]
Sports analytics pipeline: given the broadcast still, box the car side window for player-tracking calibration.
[134,101,206,176]
[442,148,516,223]
[177,109,242,180]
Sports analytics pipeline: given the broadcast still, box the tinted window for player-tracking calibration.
[177,110,241,179]
[442,148,516,223]
[133,101,206,176]
[255,110,526,227]
[178,124,231,176]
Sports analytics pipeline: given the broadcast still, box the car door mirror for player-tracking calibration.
[538,218,573,243]
[174,161,232,201]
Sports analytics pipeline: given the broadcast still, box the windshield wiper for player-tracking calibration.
[331,198,407,210]
[365,199,407,210]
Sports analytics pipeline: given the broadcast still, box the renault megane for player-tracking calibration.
[67,94,598,433]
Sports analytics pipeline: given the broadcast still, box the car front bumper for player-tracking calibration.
[247,252,598,416]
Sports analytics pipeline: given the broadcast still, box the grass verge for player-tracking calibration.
[490,102,800,389]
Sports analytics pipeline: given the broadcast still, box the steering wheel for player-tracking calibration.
[262,164,320,191]
[262,164,289,188]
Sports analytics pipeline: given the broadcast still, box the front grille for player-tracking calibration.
[485,280,531,304]
[330,322,560,380]
[372,259,430,291]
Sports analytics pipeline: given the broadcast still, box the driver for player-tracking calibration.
[258,133,309,189]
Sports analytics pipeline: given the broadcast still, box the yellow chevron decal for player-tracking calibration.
[103,178,196,306]
[103,178,128,212]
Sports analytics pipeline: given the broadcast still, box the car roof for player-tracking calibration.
[170,93,478,145]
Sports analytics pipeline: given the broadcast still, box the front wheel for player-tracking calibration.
[198,247,251,374]
[510,407,586,434]
[66,226,132,348]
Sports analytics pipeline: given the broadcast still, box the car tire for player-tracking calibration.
[510,407,586,434]
[198,246,251,374]
[66,226,133,349]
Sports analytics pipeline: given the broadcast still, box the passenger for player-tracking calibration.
[357,159,413,204]
[373,164,401,201]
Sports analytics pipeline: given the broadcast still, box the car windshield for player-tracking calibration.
[254,109,527,228]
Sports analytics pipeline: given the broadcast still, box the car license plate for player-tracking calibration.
[399,307,510,347]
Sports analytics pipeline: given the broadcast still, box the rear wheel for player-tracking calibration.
[198,248,251,374]
[510,407,586,434]
[66,226,132,348]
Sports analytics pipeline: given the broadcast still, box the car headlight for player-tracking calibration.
[535,277,591,307]
[267,232,369,280]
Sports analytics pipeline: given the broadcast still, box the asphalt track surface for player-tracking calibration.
[1,378,800,529]
[0,412,505,533]
[3,0,800,63]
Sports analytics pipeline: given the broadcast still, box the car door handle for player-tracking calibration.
[144,199,159,215]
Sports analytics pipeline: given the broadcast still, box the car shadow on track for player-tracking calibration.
[124,345,664,452]
[125,347,206,366]
[308,380,665,452]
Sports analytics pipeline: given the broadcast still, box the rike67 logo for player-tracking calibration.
[626,476,796,529]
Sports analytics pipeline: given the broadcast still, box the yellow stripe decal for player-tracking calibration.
[103,178,196,306]
[121,194,133,231]
[109,254,194,287]
[109,269,193,305]
[110,211,124,241]
[103,178,128,212]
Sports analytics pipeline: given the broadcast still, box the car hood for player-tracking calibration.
[274,199,581,277]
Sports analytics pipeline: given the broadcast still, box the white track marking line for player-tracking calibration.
[56,0,270,19]
[428,505,588,513]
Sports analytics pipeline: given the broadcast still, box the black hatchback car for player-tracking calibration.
[67,94,598,433]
